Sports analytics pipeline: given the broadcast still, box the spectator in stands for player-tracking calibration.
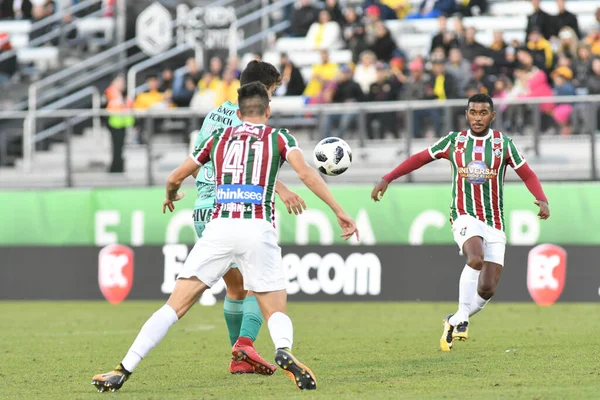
[551,66,575,135]
[227,55,241,79]
[323,0,344,26]
[304,50,339,97]
[389,56,408,86]
[0,32,16,83]
[446,47,471,95]
[363,0,399,20]
[134,75,165,110]
[342,7,369,63]
[290,0,319,38]
[275,53,306,96]
[367,62,401,139]
[585,56,600,95]
[452,17,466,46]
[405,0,455,19]
[306,9,343,50]
[354,50,378,94]
[323,64,365,138]
[457,0,488,17]
[467,64,493,95]
[527,27,555,72]
[489,30,507,53]
[460,27,487,63]
[402,57,441,137]
[184,57,202,84]
[574,43,593,87]
[554,0,580,39]
[584,29,600,55]
[526,0,553,40]
[370,21,398,62]
[522,68,555,132]
[430,16,458,56]
[214,67,240,107]
[381,0,412,19]
[105,75,134,173]
[1,0,32,19]
[160,68,173,93]
[209,56,223,78]
[198,71,220,92]
[557,27,579,59]
[516,47,538,77]
[173,76,197,108]
[430,57,457,99]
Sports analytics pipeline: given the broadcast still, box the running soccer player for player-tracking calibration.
[191,60,306,375]
[91,82,358,392]
[371,94,550,352]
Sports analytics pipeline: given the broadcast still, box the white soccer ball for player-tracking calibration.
[313,137,352,176]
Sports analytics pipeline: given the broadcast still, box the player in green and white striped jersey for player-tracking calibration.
[372,94,550,352]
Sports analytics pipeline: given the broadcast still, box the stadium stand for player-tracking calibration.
[0,0,599,187]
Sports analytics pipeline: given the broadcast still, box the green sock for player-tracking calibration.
[239,296,263,342]
[223,297,243,346]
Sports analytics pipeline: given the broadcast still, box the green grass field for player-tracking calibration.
[2,301,599,400]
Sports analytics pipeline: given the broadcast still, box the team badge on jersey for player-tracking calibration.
[494,148,502,158]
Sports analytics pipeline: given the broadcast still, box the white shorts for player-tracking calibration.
[178,218,286,292]
[451,214,506,266]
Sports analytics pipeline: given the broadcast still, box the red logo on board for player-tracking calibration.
[98,244,134,304]
[527,244,567,306]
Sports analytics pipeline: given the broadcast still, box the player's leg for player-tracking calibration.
[236,225,315,390]
[222,267,246,347]
[91,277,209,392]
[441,216,485,351]
[92,222,232,392]
[253,290,316,390]
[468,232,506,319]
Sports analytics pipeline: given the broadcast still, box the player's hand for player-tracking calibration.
[534,200,550,220]
[336,212,359,241]
[163,192,185,213]
[278,188,307,215]
[371,179,389,202]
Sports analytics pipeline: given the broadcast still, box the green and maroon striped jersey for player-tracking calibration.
[191,121,300,225]
[428,129,526,231]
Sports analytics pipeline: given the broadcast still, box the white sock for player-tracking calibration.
[469,293,490,318]
[121,305,179,373]
[449,265,480,326]
[267,312,293,351]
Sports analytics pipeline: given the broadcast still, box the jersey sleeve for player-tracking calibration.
[427,132,454,160]
[506,137,526,169]
[277,129,302,162]
[191,129,221,166]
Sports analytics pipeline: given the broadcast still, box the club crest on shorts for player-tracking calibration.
[460,226,467,236]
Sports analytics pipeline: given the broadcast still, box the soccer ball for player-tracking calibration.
[313,137,352,176]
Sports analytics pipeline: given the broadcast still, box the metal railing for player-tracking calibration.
[3,95,598,187]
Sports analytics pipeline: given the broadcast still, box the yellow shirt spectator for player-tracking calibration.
[214,69,241,106]
[382,0,411,19]
[304,62,339,97]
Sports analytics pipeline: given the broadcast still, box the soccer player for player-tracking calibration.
[91,81,358,392]
[371,94,550,352]
[191,60,306,375]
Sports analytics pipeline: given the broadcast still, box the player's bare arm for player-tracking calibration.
[372,149,436,202]
[163,157,199,213]
[275,180,307,215]
[287,150,358,241]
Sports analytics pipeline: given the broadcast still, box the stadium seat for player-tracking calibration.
[270,96,307,113]
[490,0,599,16]
[0,20,32,35]
[75,17,115,43]
[17,47,59,72]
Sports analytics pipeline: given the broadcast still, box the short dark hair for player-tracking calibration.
[467,93,494,111]
[240,60,282,89]
[238,82,270,117]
